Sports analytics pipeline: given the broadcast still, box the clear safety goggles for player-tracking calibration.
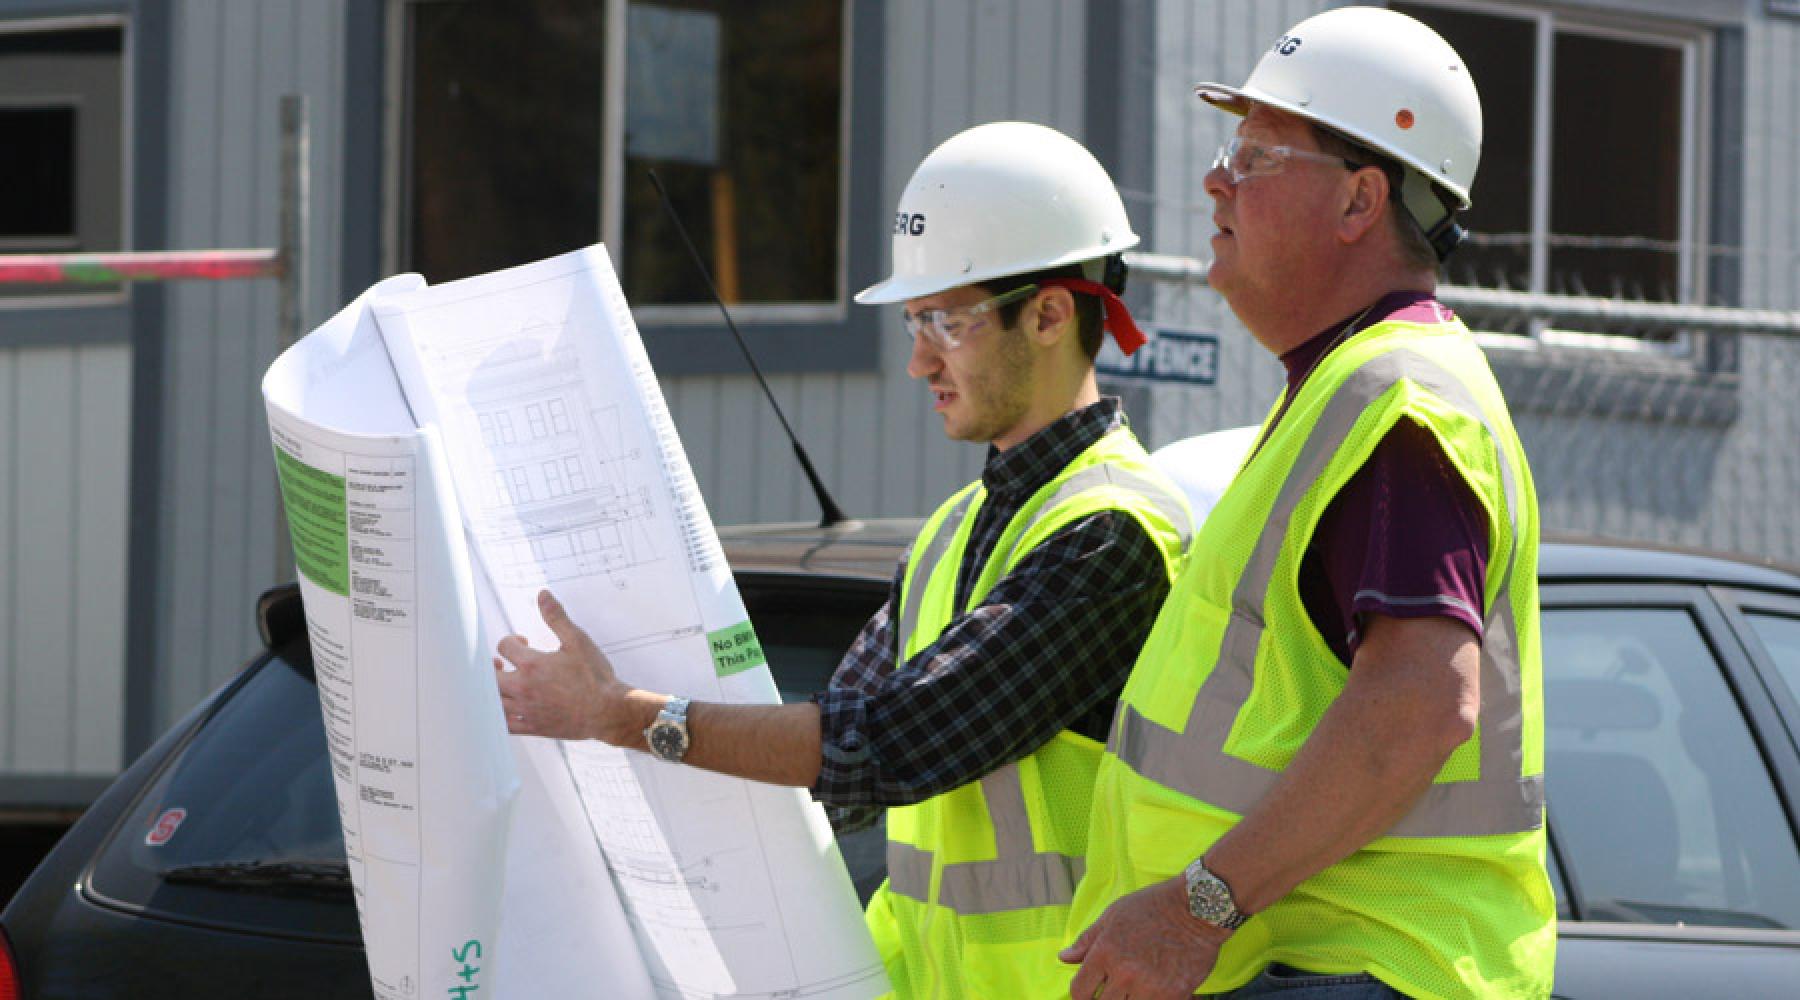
[901,284,1040,352]
[1212,136,1360,185]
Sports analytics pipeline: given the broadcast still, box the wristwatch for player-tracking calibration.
[644,696,691,763]
[1183,857,1248,931]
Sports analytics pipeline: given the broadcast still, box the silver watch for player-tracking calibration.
[1183,857,1248,931]
[644,696,691,763]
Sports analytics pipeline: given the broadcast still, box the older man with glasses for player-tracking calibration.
[496,121,1193,1000]
[1062,7,1554,1000]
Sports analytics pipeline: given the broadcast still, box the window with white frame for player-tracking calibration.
[1392,2,1709,312]
[396,0,845,315]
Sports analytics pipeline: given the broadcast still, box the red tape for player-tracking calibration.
[1037,277,1148,356]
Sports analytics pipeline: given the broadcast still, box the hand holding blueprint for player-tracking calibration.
[262,247,888,999]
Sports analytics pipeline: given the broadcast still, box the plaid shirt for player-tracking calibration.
[811,398,1172,832]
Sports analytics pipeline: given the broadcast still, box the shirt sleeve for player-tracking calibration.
[809,509,1170,811]
[810,560,904,834]
[1303,417,1490,665]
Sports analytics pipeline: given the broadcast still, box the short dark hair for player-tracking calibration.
[1310,124,1441,272]
[977,261,1107,360]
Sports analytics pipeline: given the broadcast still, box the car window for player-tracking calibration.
[738,577,884,703]
[1543,606,1800,929]
[1744,611,1800,708]
[87,648,362,942]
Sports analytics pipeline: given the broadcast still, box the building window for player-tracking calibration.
[548,398,572,433]
[543,460,566,497]
[0,21,125,301]
[1392,3,1708,314]
[527,403,548,439]
[397,0,846,315]
[564,455,589,491]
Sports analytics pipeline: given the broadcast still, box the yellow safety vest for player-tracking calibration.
[1070,316,1556,1000]
[866,425,1192,1000]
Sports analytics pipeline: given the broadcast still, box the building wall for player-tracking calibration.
[0,342,130,780]
[7,0,1797,790]
[660,0,1090,527]
[0,4,141,793]
[145,0,351,734]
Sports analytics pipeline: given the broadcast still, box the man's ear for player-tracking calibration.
[1339,167,1388,245]
[1029,286,1078,347]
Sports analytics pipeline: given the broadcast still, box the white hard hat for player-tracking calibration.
[855,121,1139,305]
[1196,6,1481,223]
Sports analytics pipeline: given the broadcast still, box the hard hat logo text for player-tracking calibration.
[894,212,927,236]
[1274,35,1302,56]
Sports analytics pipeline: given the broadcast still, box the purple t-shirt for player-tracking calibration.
[1278,291,1489,665]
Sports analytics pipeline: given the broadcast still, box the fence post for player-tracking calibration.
[276,94,310,584]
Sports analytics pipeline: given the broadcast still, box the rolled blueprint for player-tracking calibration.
[263,248,887,999]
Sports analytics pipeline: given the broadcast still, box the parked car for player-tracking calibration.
[6,519,1800,997]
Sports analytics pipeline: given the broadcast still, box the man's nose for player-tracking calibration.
[905,329,941,380]
[1203,159,1234,201]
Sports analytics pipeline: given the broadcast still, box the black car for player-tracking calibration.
[6,521,1800,997]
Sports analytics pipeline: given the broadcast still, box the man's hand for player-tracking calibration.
[494,589,637,743]
[1061,876,1230,999]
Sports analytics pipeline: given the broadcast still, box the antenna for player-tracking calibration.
[647,170,849,528]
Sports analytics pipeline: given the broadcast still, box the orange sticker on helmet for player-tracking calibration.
[1396,109,1416,130]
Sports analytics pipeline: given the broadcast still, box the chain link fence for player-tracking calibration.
[1115,253,1800,568]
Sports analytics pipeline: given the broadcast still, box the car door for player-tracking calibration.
[1539,583,1800,999]
[1714,588,1800,762]
[735,570,891,902]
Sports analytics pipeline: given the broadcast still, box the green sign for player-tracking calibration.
[275,447,349,596]
[708,620,766,677]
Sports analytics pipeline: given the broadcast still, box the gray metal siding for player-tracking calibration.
[151,0,346,730]
[0,343,129,776]
[663,0,1089,527]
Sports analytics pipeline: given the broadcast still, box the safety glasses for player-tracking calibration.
[1212,136,1361,185]
[901,284,1040,352]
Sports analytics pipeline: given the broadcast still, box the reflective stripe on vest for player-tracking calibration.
[899,467,1191,663]
[1001,464,1193,572]
[887,458,1189,914]
[1111,348,1545,838]
[897,487,979,654]
[885,764,1086,913]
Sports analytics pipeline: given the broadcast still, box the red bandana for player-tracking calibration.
[1037,277,1149,356]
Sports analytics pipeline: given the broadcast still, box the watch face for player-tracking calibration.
[649,722,688,761]
[1186,863,1245,929]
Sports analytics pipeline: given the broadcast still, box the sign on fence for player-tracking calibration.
[1097,327,1220,386]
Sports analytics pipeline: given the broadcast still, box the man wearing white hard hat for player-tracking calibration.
[496,121,1192,998]
[1063,8,1553,999]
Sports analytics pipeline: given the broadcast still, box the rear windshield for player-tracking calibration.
[87,645,361,942]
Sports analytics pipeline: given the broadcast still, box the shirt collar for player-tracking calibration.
[1278,290,1450,389]
[981,397,1125,500]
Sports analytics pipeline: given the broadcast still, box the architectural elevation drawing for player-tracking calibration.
[263,248,887,999]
